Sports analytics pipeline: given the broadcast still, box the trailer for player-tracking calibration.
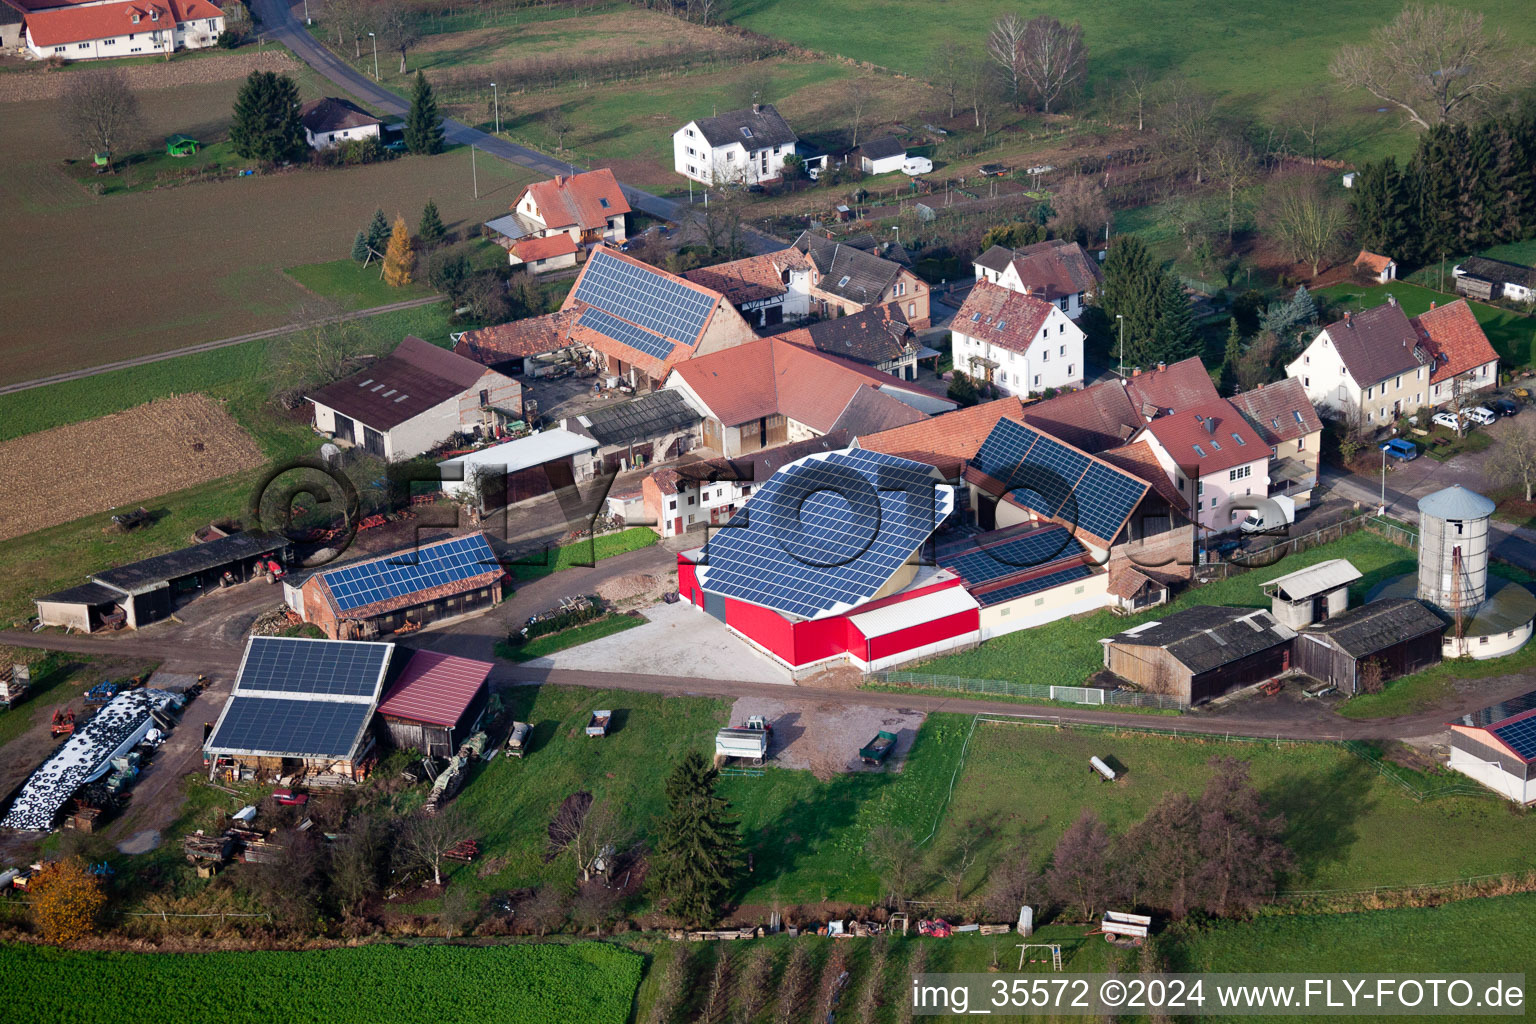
[585,710,612,737]
[506,721,531,757]
[0,664,31,710]
[715,715,771,765]
[859,730,897,766]
[1098,910,1152,945]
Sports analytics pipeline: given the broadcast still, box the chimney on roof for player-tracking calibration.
[1204,417,1216,434]
[1430,300,1437,310]
[1256,382,1264,389]
[1156,362,1166,372]
[1132,367,1141,377]
[752,103,761,113]
[1344,311,1352,326]
[1387,293,1397,306]
[555,174,564,187]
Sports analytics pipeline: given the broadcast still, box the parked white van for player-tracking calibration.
[902,156,933,176]
[1466,406,1497,426]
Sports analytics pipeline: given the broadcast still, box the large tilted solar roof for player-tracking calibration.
[318,533,499,614]
[939,525,1086,588]
[694,448,952,620]
[572,248,716,361]
[973,418,1149,544]
[205,637,395,760]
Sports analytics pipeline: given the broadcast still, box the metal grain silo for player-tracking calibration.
[1417,485,1495,613]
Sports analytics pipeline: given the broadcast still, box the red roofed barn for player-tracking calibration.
[375,650,493,757]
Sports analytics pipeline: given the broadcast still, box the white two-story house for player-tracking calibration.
[22,0,224,60]
[972,239,1103,321]
[673,104,798,186]
[1137,400,1270,534]
[950,280,1084,397]
[1285,296,1498,431]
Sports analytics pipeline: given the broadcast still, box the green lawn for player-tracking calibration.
[725,0,1536,163]
[495,612,645,661]
[937,722,1536,896]
[507,527,660,580]
[284,258,435,310]
[448,692,972,906]
[1316,280,1536,372]
[917,532,1414,687]
[5,942,641,1024]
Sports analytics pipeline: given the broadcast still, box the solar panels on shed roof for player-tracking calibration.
[1492,712,1536,760]
[208,696,374,758]
[319,534,498,613]
[234,636,393,699]
[975,563,1094,607]
[574,248,715,344]
[694,448,951,620]
[578,306,674,362]
[940,526,1083,587]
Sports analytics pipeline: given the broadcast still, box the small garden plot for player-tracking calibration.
[0,394,265,542]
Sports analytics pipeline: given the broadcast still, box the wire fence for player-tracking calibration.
[1197,512,1416,580]
[1341,740,1495,802]
[873,671,1188,710]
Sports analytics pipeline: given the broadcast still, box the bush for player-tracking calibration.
[947,370,979,407]
[312,136,387,167]
[217,30,240,49]
[506,598,605,647]
[30,858,106,945]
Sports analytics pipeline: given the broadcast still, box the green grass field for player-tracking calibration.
[495,612,645,661]
[938,722,1536,896]
[726,0,1536,163]
[4,942,642,1024]
[917,532,1415,687]
[508,527,660,580]
[284,258,435,310]
[1316,281,1536,371]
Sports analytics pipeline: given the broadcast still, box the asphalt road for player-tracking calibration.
[249,0,783,254]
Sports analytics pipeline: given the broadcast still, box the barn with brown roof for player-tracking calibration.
[454,309,582,378]
[308,336,522,461]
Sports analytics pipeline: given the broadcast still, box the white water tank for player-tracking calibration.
[1417,485,1495,612]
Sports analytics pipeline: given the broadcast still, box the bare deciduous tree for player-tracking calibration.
[1120,64,1155,131]
[944,829,982,904]
[1208,133,1255,241]
[732,944,773,1024]
[986,13,1028,106]
[1329,4,1532,130]
[1016,15,1088,114]
[398,806,470,886]
[1491,418,1536,502]
[1045,808,1109,921]
[864,824,925,909]
[265,298,369,407]
[1157,83,1218,184]
[548,793,628,883]
[1047,175,1111,246]
[544,107,575,151]
[847,81,871,149]
[1268,174,1350,277]
[374,0,421,75]
[61,68,144,170]
[519,884,570,937]
[1290,93,1335,165]
[932,39,967,119]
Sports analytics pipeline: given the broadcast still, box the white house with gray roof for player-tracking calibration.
[673,103,799,185]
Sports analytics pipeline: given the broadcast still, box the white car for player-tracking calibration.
[901,156,933,176]
[1466,406,1497,426]
[1432,411,1464,430]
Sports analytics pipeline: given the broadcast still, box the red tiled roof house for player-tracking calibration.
[1135,399,1270,534]
[950,280,1085,398]
[23,0,223,60]
[509,168,630,247]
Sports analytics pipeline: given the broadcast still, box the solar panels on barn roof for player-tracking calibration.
[319,533,499,613]
[572,248,716,353]
[1492,712,1536,761]
[939,525,1085,588]
[694,448,952,620]
[209,697,375,759]
[974,563,1094,607]
[972,418,1149,544]
[233,636,394,699]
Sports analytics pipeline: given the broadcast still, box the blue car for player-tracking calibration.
[1380,439,1419,461]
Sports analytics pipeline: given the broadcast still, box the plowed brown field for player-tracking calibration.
[0,393,265,541]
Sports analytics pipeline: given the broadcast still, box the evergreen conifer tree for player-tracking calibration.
[366,208,391,254]
[1352,158,1413,261]
[1101,235,1162,368]
[404,72,445,155]
[418,198,445,245]
[350,230,369,263]
[1151,273,1196,364]
[1413,124,1461,263]
[1289,285,1316,327]
[652,751,742,927]
[382,215,415,287]
[229,71,306,163]
[1220,319,1243,395]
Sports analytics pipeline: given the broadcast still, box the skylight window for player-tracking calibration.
[1210,439,1222,450]
[358,379,373,387]
[837,275,851,288]
[971,312,981,322]
[741,127,753,138]
[1232,433,1246,446]
[1193,444,1206,457]
[599,198,610,209]
[1293,410,1304,423]
[1270,417,1279,429]
[997,320,1007,330]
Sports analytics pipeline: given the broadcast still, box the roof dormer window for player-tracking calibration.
[131,12,140,22]
[740,127,753,138]
[150,8,158,20]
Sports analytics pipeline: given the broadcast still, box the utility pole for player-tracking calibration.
[471,144,478,199]
[1116,314,1125,377]
[1379,445,1387,512]
[491,82,500,135]
[368,32,379,82]
[303,0,311,24]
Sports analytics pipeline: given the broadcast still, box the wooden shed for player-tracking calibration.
[374,650,493,758]
[1100,605,1297,705]
[1261,558,1361,630]
[1292,598,1445,694]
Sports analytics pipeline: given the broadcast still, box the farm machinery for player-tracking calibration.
[109,507,151,533]
[0,663,30,710]
[49,708,76,738]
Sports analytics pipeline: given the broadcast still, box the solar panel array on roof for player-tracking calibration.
[577,307,674,362]
[574,249,716,344]
[236,637,392,698]
[209,697,373,758]
[974,420,1148,543]
[1460,689,1536,728]
[321,534,498,613]
[940,527,1083,586]
[696,448,950,620]
[975,563,1094,607]
[1492,714,1536,760]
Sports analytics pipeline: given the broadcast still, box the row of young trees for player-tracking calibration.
[1352,114,1536,267]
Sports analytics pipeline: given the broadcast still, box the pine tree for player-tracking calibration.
[1352,157,1413,260]
[1101,234,1162,368]
[652,751,742,927]
[350,229,369,263]
[1413,124,1461,264]
[229,70,307,163]
[1150,273,1196,365]
[1460,125,1498,251]
[382,215,415,287]
[418,198,445,246]
[404,72,445,155]
[1289,285,1316,328]
[1220,318,1243,395]
[366,208,391,254]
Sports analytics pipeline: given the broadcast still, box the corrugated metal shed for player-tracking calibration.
[849,587,978,639]
[376,651,492,727]
[1261,558,1362,601]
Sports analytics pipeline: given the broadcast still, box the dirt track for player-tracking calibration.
[0,394,264,541]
